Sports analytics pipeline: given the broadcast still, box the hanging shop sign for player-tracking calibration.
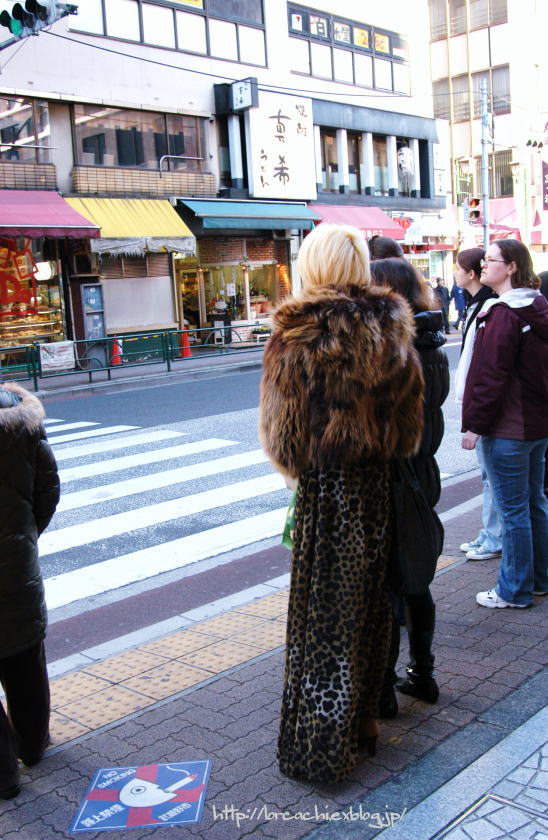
[246,91,316,200]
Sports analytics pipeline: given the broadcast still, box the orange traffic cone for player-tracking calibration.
[180,329,192,358]
[111,335,123,365]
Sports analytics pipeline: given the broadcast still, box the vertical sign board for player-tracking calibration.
[246,91,317,200]
[543,160,548,212]
[70,760,211,832]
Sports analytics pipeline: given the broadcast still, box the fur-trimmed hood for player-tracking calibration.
[0,382,45,433]
[259,283,425,478]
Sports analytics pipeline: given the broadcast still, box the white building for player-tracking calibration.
[0,0,454,352]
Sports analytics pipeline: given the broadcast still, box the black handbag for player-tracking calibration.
[387,458,444,596]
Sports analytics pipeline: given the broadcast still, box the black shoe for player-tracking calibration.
[378,687,399,719]
[0,783,21,800]
[20,734,51,767]
[396,674,439,704]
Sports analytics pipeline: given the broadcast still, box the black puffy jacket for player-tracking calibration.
[0,383,60,658]
[409,310,450,507]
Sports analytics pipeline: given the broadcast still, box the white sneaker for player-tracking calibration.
[460,539,482,553]
[476,589,528,609]
[466,547,502,561]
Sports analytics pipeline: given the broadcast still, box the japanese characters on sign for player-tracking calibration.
[247,92,316,200]
[543,161,548,212]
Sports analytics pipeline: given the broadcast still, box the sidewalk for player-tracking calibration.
[0,498,546,839]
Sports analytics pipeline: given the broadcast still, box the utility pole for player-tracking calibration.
[480,78,490,250]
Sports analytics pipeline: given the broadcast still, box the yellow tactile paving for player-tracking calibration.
[50,671,110,709]
[436,555,460,570]
[178,639,264,673]
[121,661,211,700]
[56,685,154,729]
[83,649,167,681]
[192,611,267,638]
[49,711,91,743]
[233,620,287,650]
[138,629,214,659]
[237,594,289,618]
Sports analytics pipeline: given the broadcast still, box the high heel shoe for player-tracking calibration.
[357,717,379,755]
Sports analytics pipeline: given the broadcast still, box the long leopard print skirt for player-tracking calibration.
[278,462,392,784]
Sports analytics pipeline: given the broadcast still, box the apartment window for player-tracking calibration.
[0,97,50,163]
[472,65,510,117]
[449,0,466,34]
[475,150,513,197]
[433,79,450,119]
[428,0,447,39]
[73,105,206,171]
[452,74,470,121]
[69,0,266,66]
[288,5,409,93]
[469,0,489,28]
[489,0,508,24]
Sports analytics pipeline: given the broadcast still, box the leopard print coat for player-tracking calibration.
[259,282,424,783]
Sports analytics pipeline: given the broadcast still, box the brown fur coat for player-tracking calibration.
[259,282,424,478]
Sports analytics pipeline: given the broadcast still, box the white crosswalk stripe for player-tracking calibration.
[46,421,100,434]
[41,417,287,610]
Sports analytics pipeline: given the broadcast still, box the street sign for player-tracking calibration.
[70,760,211,832]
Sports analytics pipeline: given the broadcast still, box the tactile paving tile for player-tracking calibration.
[232,620,287,650]
[50,671,110,709]
[55,684,154,729]
[138,629,213,659]
[237,594,289,618]
[436,556,459,570]
[83,649,166,681]
[121,661,211,700]
[194,611,266,638]
[49,710,91,745]
[178,639,264,673]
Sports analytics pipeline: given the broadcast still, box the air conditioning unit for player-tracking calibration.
[273,229,291,240]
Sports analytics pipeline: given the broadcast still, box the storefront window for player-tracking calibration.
[0,239,64,350]
[0,97,50,163]
[73,104,205,171]
[248,264,276,316]
[321,130,338,192]
[373,135,388,195]
[204,265,246,321]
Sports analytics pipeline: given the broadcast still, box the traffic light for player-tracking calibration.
[468,197,481,222]
[0,1,77,47]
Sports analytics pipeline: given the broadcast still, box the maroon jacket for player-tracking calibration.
[462,292,548,440]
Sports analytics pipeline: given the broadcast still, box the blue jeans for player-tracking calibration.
[481,436,548,606]
[475,437,502,552]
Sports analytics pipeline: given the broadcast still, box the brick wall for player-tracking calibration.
[72,166,216,198]
[197,236,282,264]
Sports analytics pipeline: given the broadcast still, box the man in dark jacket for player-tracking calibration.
[0,383,59,799]
[433,277,451,333]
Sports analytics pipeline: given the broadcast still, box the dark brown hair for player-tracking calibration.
[368,235,404,261]
[370,257,433,314]
[457,247,485,278]
[494,239,540,289]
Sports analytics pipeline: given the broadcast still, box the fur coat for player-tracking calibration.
[0,382,60,658]
[260,282,425,478]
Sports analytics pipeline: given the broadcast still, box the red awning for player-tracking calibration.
[0,190,100,238]
[309,204,405,240]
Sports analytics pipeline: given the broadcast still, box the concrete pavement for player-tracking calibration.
[0,485,546,839]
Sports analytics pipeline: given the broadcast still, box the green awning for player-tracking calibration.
[179,199,318,230]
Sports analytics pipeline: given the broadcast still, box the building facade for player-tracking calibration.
[429,0,548,266]
[0,0,454,356]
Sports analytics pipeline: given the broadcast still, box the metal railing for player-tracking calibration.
[0,325,271,391]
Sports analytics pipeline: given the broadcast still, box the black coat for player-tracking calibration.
[0,383,60,659]
[409,310,450,507]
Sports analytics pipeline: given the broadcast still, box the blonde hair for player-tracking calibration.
[297,223,371,289]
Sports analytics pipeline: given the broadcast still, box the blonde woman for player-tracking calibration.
[259,224,424,783]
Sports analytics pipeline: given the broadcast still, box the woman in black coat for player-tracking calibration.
[0,382,60,799]
[371,259,449,715]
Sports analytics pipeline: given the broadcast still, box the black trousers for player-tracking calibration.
[383,589,436,690]
[0,641,50,788]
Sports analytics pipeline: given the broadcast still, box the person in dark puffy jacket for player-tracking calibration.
[371,258,449,716]
[0,382,59,799]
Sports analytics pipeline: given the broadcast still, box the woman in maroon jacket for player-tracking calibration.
[462,240,548,608]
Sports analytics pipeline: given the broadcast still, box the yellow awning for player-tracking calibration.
[65,197,193,238]
[64,197,196,256]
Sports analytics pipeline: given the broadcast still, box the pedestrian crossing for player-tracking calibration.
[42,417,289,612]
